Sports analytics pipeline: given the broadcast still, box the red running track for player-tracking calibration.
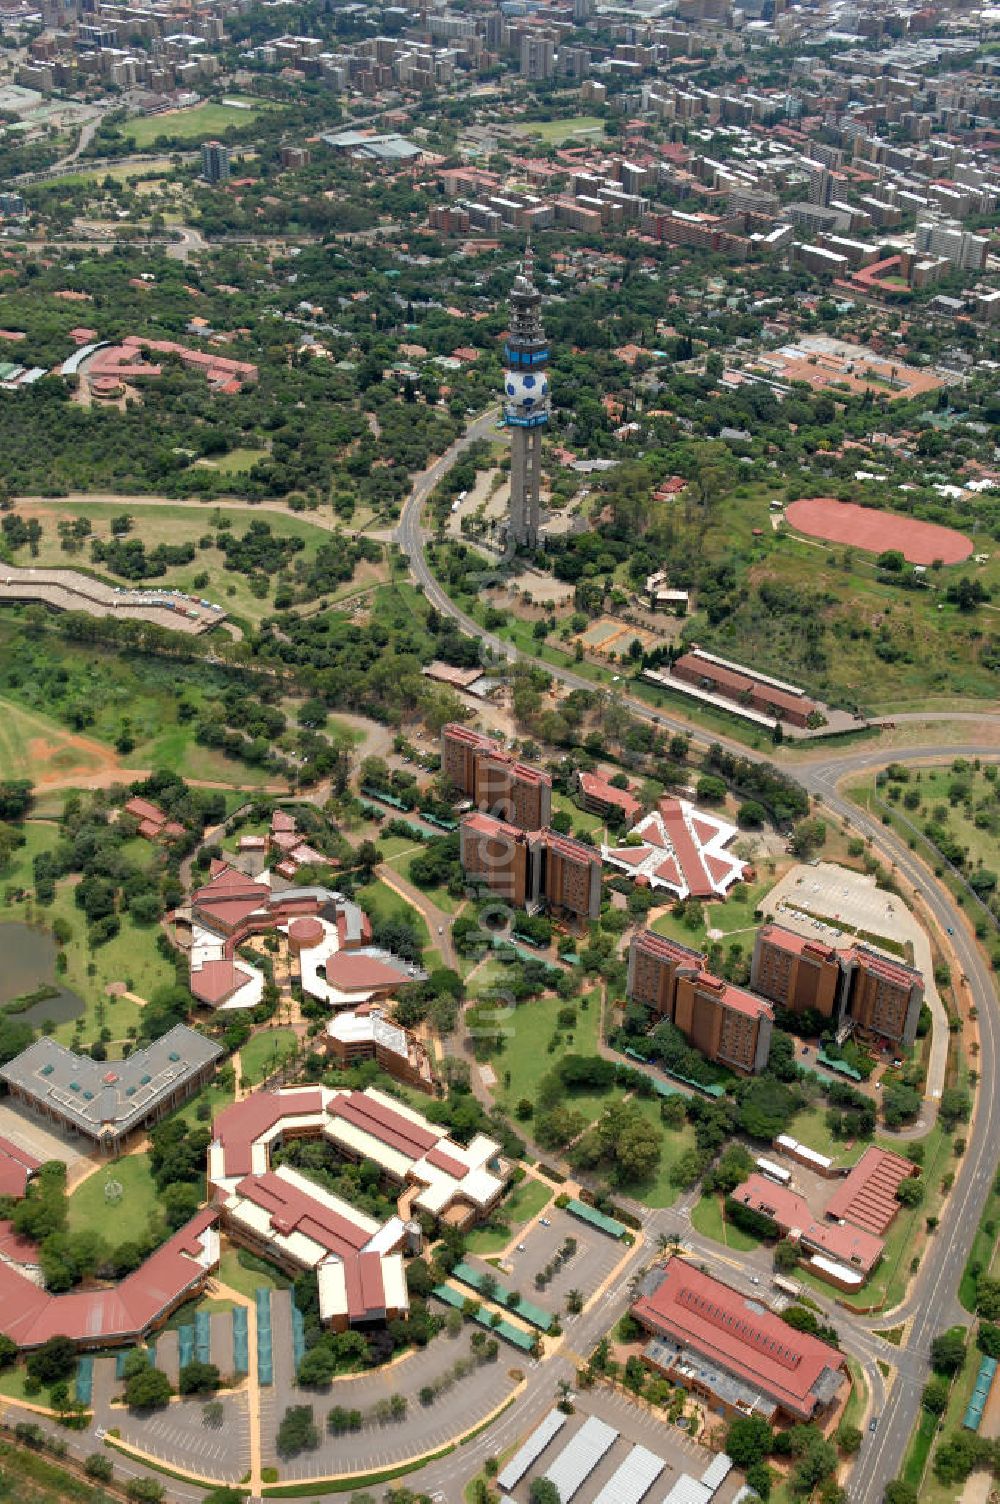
[785,496,972,566]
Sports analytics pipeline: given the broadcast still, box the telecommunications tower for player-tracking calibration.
[502,242,550,549]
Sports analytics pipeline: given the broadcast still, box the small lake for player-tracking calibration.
[0,921,86,1028]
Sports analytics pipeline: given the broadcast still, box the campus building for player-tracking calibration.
[751,924,842,1019]
[750,924,924,1047]
[208,1087,508,1329]
[728,1175,884,1290]
[324,1007,435,1093]
[459,811,602,920]
[670,648,820,728]
[626,930,773,1074]
[185,864,424,1013]
[633,1259,846,1423]
[575,770,642,826]
[0,1025,222,1155]
[0,1210,220,1352]
[603,796,748,901]
[441,724,552,830]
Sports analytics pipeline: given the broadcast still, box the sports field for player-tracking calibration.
[786,496,972,565]
[0,694,117,784]
[515,116,606,145]
[124,98,271,148]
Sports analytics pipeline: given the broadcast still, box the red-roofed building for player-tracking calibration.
[0,1136,40,1199]
[751,927,924,1047]
[626,929,773,1073]
[0,1210,219,1352]
[633,1259,846,1422]
[730,1175,883,1284]
[672,648,818,728]
[824,1146,919,1238]
[576,770,642,825]
[752,923,842,1020]
[441,724,551,830]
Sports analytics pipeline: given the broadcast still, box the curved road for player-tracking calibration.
[396,417,1000,1504]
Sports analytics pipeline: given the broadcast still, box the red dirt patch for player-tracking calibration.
[786,497,972,566]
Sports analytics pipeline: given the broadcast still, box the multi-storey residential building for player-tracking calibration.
[751,924,842,1019]
[458,813,602,920]
[441,724,551,829]
[750,924,924,1046]
[625,931,773,1074]
[201,140,230,184]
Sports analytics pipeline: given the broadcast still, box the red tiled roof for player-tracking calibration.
[758,924,838,962]
[823,1146,917,1237]
[633,1259,843,1419]
[234,1170,371,1256]
[327,1091,438,1159]
[659,798,713,898]
[577,771,642,821]
[424,1145,468,1179]
[212,1091,325,1179]
[325,952,409,992]
[731,1175,883,1272]
[0,1218,40,1264]
[0,1209,218,1350]
[190,960,245,1006]
[0,1135,41,1202]
[124,797,165,824]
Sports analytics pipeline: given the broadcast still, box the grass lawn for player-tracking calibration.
[196,446,269,475]
[650,877,773,954]
[217,1245,291,1298]
[465,1178,553,1255]
[624,1096,698,1210]
[842,1358,867,1434]
[485,989,607,1122]
[13,500,340,629]
[551,790,606,842]
[124,98,272,147]
[68,1152,160,1238]
[45,157,176,187]
[166,1071,235,1131]
[515,115,606,144]
[783,1103,847,1161]
[690,1193,760,1252]
[239,1026,298,1087]
[355,877,432,952]
[384,849,460,914]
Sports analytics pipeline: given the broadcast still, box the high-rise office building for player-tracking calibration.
[202,140,231,184]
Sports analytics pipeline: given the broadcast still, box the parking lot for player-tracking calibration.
[486,1208,626,1318]
[764,862,919,955]
[498,1388,746,1504]
[258,1288,521,1480]
[0,1100,89,1175]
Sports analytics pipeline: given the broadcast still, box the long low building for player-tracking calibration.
[0,1209,219,1351]
[633,1258,846,1423]
[0,1025,222,1155]
[208,1086,509,1329]
[729,1174,883,1288]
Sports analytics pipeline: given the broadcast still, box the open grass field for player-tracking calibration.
[0,694,115,785]
[625,1095,698,1210]
[650,876,774,953]
[68,1151,160,1237]
[515,116,606,144]
[355,876,432,952]
[484,989,606,1122]
[45,156,177,188]
[383,848,460,914]
[123,98,272,147]
[690,1192,760,1252]
[239,1026,298,1086]
[197,446,270,475]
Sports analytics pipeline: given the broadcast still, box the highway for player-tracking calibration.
[395,418,1000,1504]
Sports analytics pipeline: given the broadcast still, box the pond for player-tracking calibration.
[0,921,86,1028]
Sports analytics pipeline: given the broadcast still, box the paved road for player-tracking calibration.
[395,414,1000,1504]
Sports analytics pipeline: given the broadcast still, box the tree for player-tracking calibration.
[179,1361,221,1395]
[26,1335,76,1385]
[125,1367,172,1411]
[883,1484,918,1504]
[529,1481,561,1504]
[977,1321,1000,1359]
[725,1414,774,1468]
[0,1335,17,1369]
[921,1376,950,1414]
[789,818,826,860]
[836,1423,862,1455]
[774,1238,800,1274]
[126,1480,165,1503]
[930,1328,966,1376]
[84,1454,114,1482]
[276,1404,320,1457]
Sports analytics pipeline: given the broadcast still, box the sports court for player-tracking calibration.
[786,496,972,565]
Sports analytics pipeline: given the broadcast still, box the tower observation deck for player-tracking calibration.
[503,244,550,549]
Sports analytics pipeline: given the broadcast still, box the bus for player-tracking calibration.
[772,1275,803,1299]
[756,1157,792,1187]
